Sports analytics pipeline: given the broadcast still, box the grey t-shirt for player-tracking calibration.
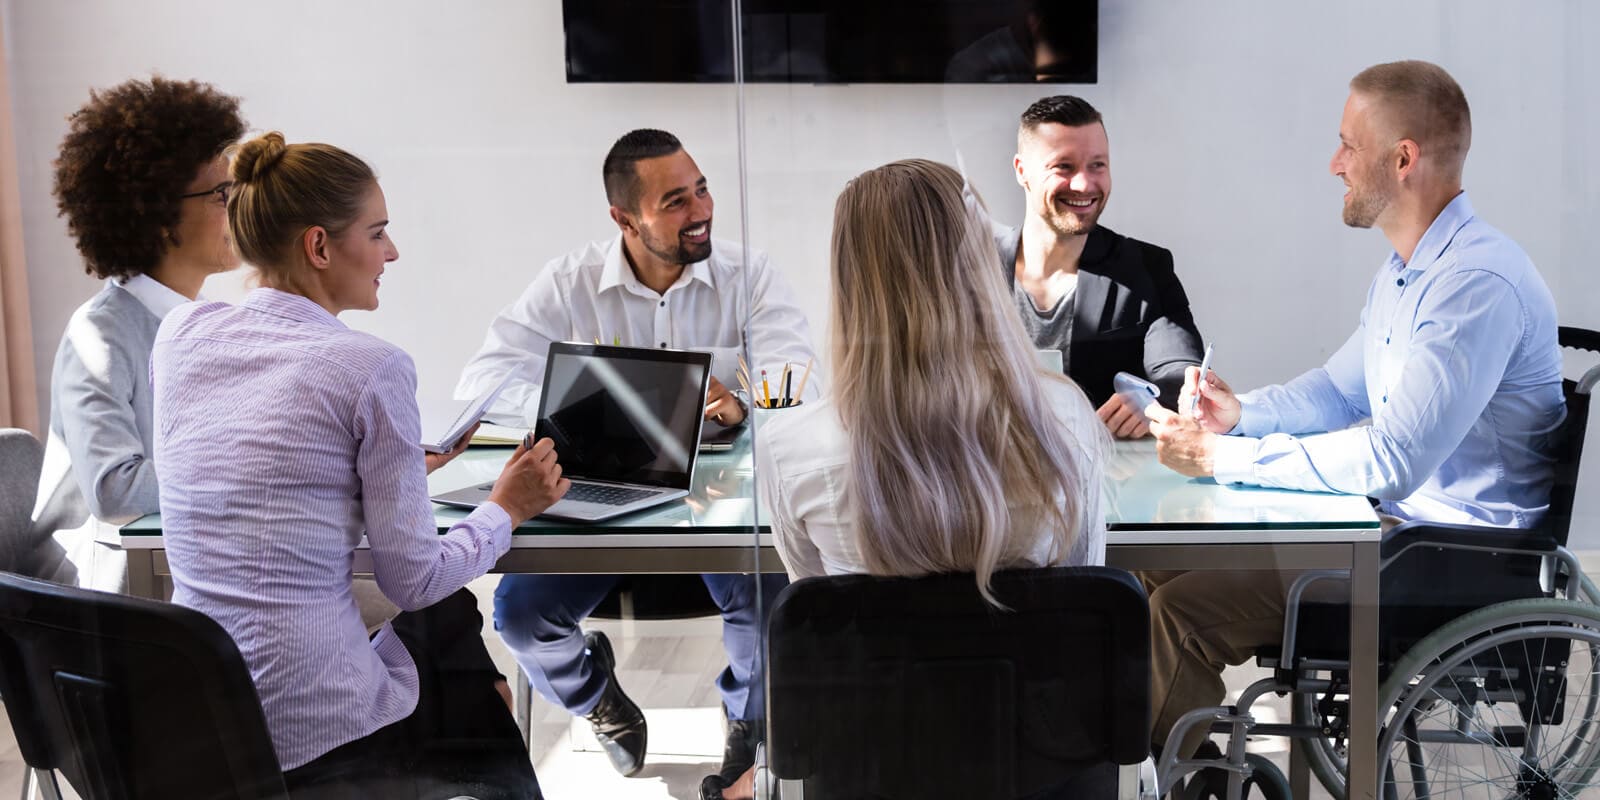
[1013,281,1075,374]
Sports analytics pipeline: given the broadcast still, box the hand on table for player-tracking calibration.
[705,377,746,426]
[1147,405,1217,478]
[1096,393,1151,439]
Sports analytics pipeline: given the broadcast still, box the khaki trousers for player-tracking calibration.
[1142,515,1398,758]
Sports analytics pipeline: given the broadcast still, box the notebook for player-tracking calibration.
[432,342,712,522]
[422,372,515,454]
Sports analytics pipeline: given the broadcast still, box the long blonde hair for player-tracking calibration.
[830,158,1105,603]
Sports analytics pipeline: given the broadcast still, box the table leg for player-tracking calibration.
[125,549,158,600]
[1346,540,1380,799]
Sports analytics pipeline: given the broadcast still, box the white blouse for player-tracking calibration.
[754,378,1108,580]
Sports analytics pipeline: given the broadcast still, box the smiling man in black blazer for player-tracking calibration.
[1001,95,1204,438]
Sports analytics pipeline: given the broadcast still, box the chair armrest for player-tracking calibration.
[1280,570,1350,668]
[1381,520,1558,564]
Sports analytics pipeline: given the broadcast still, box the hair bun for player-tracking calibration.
[231,131,289,183]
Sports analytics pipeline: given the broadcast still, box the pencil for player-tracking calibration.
[761,370,772,409]
[793,357,815,404]
[780,364,793,407]
[738,353,751,386]
[735,370,753,398]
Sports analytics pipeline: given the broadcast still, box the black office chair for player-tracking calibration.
[764,566,1151,799]
[0,571,287,800]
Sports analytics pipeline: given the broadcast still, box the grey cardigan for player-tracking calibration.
[28,281,161,585]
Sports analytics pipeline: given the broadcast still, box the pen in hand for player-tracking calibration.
[1189,343,1214,418]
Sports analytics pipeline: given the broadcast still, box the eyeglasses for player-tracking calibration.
[179,181,233,205]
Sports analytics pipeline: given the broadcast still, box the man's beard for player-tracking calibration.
[1040,196,1103,237]
[642,224,712,265]
[1342,166,1394,229]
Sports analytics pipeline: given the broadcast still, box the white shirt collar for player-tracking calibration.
[118,274,193,320]
[598,235,716,296]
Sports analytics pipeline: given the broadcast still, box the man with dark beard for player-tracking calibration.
[999,95,1205,439]
[455,129,809,781]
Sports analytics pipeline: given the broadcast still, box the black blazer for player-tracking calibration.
[999,224,1204,409]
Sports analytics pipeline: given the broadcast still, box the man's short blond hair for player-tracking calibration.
[1350,60,1472,177]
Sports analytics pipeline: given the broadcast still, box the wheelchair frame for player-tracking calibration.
[1157,348,1600,800]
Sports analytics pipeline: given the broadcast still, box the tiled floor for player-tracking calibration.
[0,576,1334,799]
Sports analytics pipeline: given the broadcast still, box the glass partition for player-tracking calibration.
[3,2,1596,799]
[737,3,1597,800]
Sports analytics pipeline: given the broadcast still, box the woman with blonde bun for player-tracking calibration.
[152,131,564,798]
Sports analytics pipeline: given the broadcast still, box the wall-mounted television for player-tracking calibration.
[563,0,1097,84]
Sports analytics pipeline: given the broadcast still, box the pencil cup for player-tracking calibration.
[751,399,803,433]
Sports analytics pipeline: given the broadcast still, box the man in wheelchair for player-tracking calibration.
[1143,60,1581,798]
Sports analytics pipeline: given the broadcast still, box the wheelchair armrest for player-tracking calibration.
[1279,570,1350,669]
[1381,520,1558,564]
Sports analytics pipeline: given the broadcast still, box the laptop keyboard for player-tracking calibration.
[564,483,659,506]
[472,481,659,506]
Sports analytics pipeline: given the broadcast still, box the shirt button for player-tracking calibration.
[1382,395,1388,403]
[660,342,667,348]
[659,301,665,307]
[1385,337,1390,344]
[1396,278,1405,287]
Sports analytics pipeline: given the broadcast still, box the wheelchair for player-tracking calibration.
[1158,326,1600,800]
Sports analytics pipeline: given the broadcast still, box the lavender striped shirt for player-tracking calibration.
[151,288,512,770]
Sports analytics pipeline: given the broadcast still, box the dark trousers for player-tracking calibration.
[284,588,540,799]
[493,572,786,721]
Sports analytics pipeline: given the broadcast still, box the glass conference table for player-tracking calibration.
[119,435,1383,799]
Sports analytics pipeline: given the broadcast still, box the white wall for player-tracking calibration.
[8,1,1599,539]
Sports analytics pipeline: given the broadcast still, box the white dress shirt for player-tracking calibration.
[755,380,1109,579]
[456,236,821,426]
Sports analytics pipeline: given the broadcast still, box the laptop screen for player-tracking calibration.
[534,343,711,489]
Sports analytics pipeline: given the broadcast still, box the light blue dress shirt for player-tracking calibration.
[1213,192,1565,527]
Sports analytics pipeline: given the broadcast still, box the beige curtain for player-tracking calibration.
[0,10,38,436]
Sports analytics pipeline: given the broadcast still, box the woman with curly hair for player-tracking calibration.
[28,76,246,589]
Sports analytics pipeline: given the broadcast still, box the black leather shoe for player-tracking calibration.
[583,630,647,776]
[699,773,731,800]
[699,713,759,799]
[719,716,757,782]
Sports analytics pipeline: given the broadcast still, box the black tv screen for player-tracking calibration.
[563,0,1097,84]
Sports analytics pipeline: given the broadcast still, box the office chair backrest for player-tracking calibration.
[765,566,1150,799]
[0,571,286,800]
[0,428,44,573]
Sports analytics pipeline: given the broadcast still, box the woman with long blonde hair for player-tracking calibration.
[756,157,1109,602]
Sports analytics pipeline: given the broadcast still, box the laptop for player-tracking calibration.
[432,342,712,522]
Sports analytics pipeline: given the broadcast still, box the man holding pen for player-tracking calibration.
[1141,61,1565,760]
[455,128,815,781]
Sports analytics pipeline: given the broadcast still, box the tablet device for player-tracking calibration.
[1113,372,1160,422]
[422,372,515,454]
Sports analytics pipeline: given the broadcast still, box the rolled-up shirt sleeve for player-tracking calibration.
[358,351,511,611]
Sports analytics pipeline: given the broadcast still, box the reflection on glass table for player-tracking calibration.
[1105,440,1380,531]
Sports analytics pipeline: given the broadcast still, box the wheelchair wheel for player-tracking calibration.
[1174,753,1293,800]
[1377,598,1600,798]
